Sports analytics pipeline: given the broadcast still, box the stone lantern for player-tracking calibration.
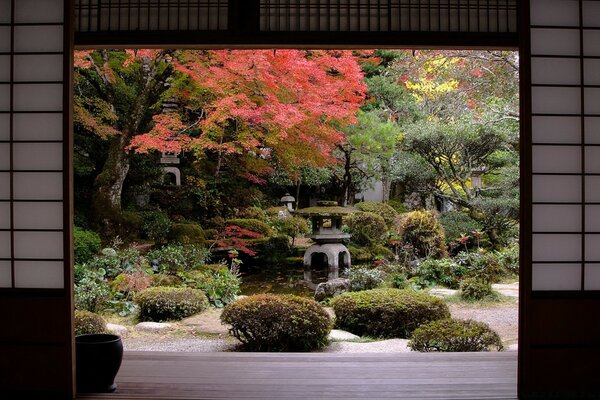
[280,193,296,211]
[294,201,354,283]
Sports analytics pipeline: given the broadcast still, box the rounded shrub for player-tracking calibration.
[345,265,386,291]
[226,218,275,237]
[151,273,183,287]
[147,244,210,274]
[238,206,268,221]
[439,211,482,246]
[408,319,503,352]
[395,210,447,258]
[140,211,172,243]
[221,294,332,351]
[415,259,466,289]
[275,217,309,245]
[345,212,387,246]
[74,310,107,336]
[168,223,205,245]
[183,269,241,307]
[74,227,102,264]
[460,278,494,300]
[135,287,209,322]
[355,202,398,227]
[331,288,450,338]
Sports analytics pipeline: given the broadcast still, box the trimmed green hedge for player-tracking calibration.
[74,310,107,336]
[168,223,205,245]
[136,286,209,321]
[355,202,398,227]
[74,227,102,264]
[409,318,503,352]
[221,294,332,351]
[331,288,450,338]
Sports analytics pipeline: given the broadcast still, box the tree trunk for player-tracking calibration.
[94,134,131,209]
[381,175,391,203]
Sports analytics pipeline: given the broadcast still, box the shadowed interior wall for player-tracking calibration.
[0,0,74,397]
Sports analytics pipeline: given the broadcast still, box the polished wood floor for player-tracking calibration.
[78,351,517,400]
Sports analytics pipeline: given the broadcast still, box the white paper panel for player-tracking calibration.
[0,84,9,111]
[0,27,10,52]
[13,231,63,259]
[531,57,580,85]
[585,147,600,173]
[0,231,10,258]
[13,143,62,171]
[533,205,581,232]
[531,28,580,56]
[584,88,600,115]
[0,142,9,170]
[13,26,63,53]
[13,113,63,141]
[584,59,600,86]
[533,234,581,262]
[586,176,600,202]
[583,30,600,56]
[0,0,11,24]
[584,264,600,290]
[0,173,9,200]
[533,175,582,203]
[530,0,580,27]
[14,261,63,289]
[13,202,63,230]
[532,145,581,173]
[532,264,582,291]
[0,55,9,82]
[532,116,580,143]
[0,261,10,288]
[586,235,600,260]
[585,117,600,144]
[13,84,63,112]
[0,113,8,140]
[583,1,600,27]
[13,172,62,200]
[585,205,600,232]
[15,0,64,23]
[13,55,63,82]
[532,87,581,114]
[0,201,9,229]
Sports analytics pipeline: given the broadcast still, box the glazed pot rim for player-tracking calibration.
[76,333,122,344]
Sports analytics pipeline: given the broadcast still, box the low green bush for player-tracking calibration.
[454,251,506,283]
[355,202,398,227]
[345,212,387,246]
[274,217,309,246]
[168,223,205,245]
[74,267,111,312]
[74,310,107,336]
[140,211,172,243]
[331,289,450,338]
[439,211,482,246]
[387,272,409,289]
[345,265,386,291]
[460,278,493,300]
[183,268,241,307]
[253,235,292,265]
[147,244,210,274]
[221,294,332,351]
[238,206,268,221]
[151,273,183,287]
[414,259,466,289]
[347,245,374,264]
[408,319,503,352]
[496,243,519,276]
[136,287,209,321]
[226,218,275,237]
[74,227,102,264]
[395,210,447,259]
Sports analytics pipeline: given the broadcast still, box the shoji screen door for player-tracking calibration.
[0,0,74,397]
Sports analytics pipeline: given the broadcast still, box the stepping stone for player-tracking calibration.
[328,329,360,341]
[106,323,128,335]
[429,288,457,297]
[135,322,172,332]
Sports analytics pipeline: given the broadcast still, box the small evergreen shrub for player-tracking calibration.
[168,223,205,245]
[439,211,482,246]
[151,273,183,287]
[226,218,275,237]
[253,235,292,265]
[454,251,506,283]
[408,319,503,352]
[345,212,387,246]
[74,227,102,264]
[415,259,466,289]
[496,243,519,276]
[183,268,241,307]
[221,294,332,351]
[355,202,398,227]
[140,211,172,243]
[274,217,309,246]
[136,287,209,321]
[395,210,447,258]
[460,278,493,300]
[347,245,374,264]
[147,244,210,274]
[74,267,111,312]
[74,310,107,336]
[388,272,409,289]
[345,265,386,291]
[238,206,268,221]
[331,289,450,338]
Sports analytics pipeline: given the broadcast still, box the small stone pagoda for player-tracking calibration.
[294,201,354,282]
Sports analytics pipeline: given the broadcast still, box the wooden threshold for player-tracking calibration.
[77,351,517,400]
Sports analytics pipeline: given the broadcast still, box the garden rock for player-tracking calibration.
[314,278,351,301]
[429,288,457,298]
[135,322,173,332]
[328,329,360,341]
[106,323,128,335]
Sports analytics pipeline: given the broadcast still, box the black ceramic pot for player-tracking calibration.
[76,333,123,393]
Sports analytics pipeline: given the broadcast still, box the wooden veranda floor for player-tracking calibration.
[78,351,517,400]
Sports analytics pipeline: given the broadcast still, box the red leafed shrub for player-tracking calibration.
[111,271,153,299]
[214,225,264,256]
